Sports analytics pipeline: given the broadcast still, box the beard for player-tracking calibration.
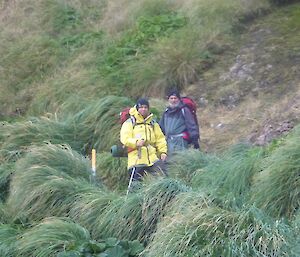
[169,102,180,108]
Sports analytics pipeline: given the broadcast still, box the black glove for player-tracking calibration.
[193,141,200,149]
[191,137,200,149]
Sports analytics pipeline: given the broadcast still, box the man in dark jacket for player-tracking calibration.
[159,90,200,154]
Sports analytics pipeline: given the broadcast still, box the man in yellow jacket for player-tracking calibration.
[120,98,167,182]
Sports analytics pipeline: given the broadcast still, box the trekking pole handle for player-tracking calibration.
[138,146,142,159]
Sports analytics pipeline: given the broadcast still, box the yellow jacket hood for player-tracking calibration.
[129,107,154,124]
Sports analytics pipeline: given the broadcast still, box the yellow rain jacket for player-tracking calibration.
[120,107,167,169]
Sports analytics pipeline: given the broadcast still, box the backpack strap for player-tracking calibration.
[181,108,185,117]
[134,119,155,128]
[130,116,136,127]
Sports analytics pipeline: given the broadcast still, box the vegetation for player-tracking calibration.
[0,0,299,256]
[251,126,300,218]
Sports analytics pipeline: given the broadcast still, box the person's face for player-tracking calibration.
[137,105,149,118]
[168,95,180,108]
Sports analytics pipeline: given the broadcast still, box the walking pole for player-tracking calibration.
[91,149,96,184]
[126,146,141,196]
[126,166,136,196]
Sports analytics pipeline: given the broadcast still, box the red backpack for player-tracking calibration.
[179,97,199,143]
[181,96,199,126]
[119,107,132,124]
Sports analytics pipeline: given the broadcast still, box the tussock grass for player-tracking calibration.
[167,149,217,185]
[0,202,11,224]
[93,194,144,241]
[251,125,300,218]
[96,152,128,192]
[0,96,133,160]
[16,217,90,257]
[191,143,265,206]
[0,0,273,115]
[139,178,190,242]
[103,0,271,95]
[291,213,300,256]
[93,178,190,243]
[68,95,133,152]
[69,190,120,239]
[8,164,96,221]
[0,35,65,116]
[144,206,293,257]
[0,224,23,257]
[16,144,91,180]
[0,0,106,117]
[0,162,14,201]
[163,190,212,216]
[0,116,80,161]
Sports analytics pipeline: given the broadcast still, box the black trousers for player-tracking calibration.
[129,160,166,181]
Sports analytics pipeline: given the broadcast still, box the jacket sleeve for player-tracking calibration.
[120,121,137,149]
[183,107,199,140]
[154,123,168,155]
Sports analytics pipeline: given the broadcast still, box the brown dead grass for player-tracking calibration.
[198,86,300,152]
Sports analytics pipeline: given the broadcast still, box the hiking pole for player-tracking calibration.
[126,146,141,196]
[126,166,136,196]
[91,149,96,184]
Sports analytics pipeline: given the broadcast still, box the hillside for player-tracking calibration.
[0,1,299,256]
[0,0,299,152]
[191,3,300,151]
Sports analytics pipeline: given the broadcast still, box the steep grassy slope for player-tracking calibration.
[0,0,299,152]
[187,3,300,151]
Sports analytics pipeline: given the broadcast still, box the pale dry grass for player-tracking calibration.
[28,51,107,115]
[99,0,138,35]
[261,87,300,122]
[197,85,300,152]
[199,98,262,151]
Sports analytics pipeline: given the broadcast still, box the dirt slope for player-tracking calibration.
[187,3,300,151]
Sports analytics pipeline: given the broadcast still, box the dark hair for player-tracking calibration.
[167,89,181,99]
[136,98,149,109]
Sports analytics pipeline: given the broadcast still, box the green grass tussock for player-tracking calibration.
[92,178,189,243]
[251,124,300,218]
[16,217,90,257]
[0,202,11,224]
[192,143,265,206]
[0,117,80,161]
[167,149,218,185]
[8,162,96,221]
[16,144,91,180]
[139,178,190,241]
[145,206,294,257]
[0,162,14,201]
[0,224,23,257]
[163,190,212,217]
[0,0,274,117]
[290,213,300,256]
[69,95,133,153]
[69,190,120,239]
[0,96,133,161]
[93,194,144,242]
[99,11,187,94]
[96,152,128,192]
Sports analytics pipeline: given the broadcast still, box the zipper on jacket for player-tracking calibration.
[144,122,151,165]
